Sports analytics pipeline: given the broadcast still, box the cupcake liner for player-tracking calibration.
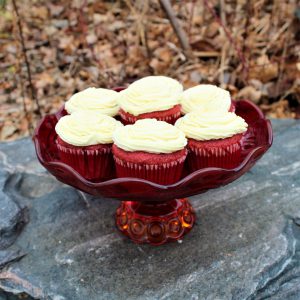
[188,136,242,170]
[113,154,186,185]
[119,105,181,125]
[56,139,113,181]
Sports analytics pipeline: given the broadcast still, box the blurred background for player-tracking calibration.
[0,0,299,141]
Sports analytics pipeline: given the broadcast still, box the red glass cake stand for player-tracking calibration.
[33,100,272,245]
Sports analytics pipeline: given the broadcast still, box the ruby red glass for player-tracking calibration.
[33,96,273,245]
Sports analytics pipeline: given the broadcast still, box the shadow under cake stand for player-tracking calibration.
[33,100,272,245]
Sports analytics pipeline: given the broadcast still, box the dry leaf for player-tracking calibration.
[49,4,64,17]
[1,124,17,140]
[35,72,55,89]
[249,55,279,83]
[153,47,172,64]
[31,6,48,20]
[86,34,98,45]
[237,86,262,103]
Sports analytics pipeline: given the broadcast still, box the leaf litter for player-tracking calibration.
[0,0,299,141]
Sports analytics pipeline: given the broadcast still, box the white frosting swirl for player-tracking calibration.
[117,76,183,116]
[181,84,231,114]
[175,111,248,141]
[65,87,119,116]
[113,119,187,154]
[55,111,123,146]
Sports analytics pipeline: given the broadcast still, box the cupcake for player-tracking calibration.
[55,111,122,181]
[181,84,235,115]
[175,111,248,170]
[117,76,183,125]
[65,87,119,117]
[112,119,187,185]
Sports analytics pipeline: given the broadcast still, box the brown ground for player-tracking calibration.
[0,0,299,141]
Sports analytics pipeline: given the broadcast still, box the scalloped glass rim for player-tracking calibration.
[33,99,273,201]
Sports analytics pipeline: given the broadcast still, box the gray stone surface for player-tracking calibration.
[0,119,299,300]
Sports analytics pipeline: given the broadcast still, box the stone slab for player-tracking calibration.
[0,119,299,300]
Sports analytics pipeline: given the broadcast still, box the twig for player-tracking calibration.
[78,0,88,47]
[241,1,251,83]
[203,0,248,83]
[262,20,292,55]
[124,0,152,61]
[12,10,32,134]
[218,0,226,85]
[187,0,196,42]
[78,191,90,208]
[19,69,33,134]
[194,51,220,57]
[12,0,41,117]
[277,31,289,100]
[219,0,227,27]
[159,0,191,54]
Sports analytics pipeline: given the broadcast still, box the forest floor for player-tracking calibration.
[0,0,299,141]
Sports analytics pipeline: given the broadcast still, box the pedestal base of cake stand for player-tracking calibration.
[116,198,196,245]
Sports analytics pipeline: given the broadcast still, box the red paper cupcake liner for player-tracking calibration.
[119,105,182,125]
[187,134,243,170]
[113,150,187,185]
[56,138,113,181]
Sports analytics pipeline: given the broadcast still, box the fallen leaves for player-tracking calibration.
[237,86,262,104]
[261,100,296,119]
[0,0,299,141]
[35,72,55,89]
[30,6,48,20]
[248,55,279,83]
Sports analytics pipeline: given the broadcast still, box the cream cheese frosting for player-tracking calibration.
[55,111,123,146]
[113,119,187,154]
[65,87,119,116]
[117,76,183,116]
[181,84,231,114]
[175,111,248,141]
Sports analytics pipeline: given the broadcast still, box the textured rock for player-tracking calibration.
[0,119,299,300]
[0,170,27,250]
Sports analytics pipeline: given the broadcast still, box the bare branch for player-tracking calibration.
[187,0,196,42]
[12,0,41,117]
[19,71,33,134]
[159,0,191,55]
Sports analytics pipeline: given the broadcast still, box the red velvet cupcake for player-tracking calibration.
[117,76,183,125]
[55,111,122,181]
[175,111,248,170]
[112,119,187,185]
